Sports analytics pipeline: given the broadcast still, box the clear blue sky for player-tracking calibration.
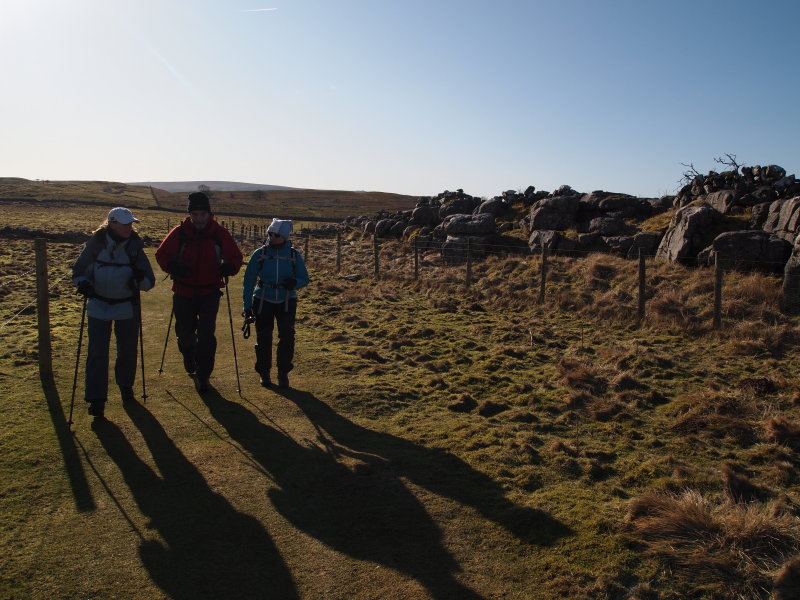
[2,0,798,199]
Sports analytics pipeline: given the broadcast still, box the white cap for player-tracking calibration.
[108,207,140,225]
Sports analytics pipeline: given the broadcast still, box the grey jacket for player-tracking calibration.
[72,229,155,320]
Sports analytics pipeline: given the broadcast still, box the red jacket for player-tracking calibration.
[155,216,243,297]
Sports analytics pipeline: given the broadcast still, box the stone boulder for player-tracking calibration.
[783,234,800,314]
[439,196,481,220]
[475,198,506,216]
[655,205,722,264]
[762,197,800,242]
[627,232,663,259]
[411,205,440,227]
[704,190,739,214]
[588,217,624,236]
[441,235,490,264]
[443,213,496,236]
[528,229,566,254]
[603,236,634,256]
[528,194,580,231]
[698,231,792,272]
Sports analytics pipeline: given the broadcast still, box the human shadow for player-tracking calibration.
[200,388,563,600]
[92,400,298,600]
[279,389,571,546]
[40,371,95,511]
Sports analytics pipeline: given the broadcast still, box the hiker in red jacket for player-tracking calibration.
[155,192,243,391]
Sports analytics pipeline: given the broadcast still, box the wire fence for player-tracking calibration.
[2,228,797,381]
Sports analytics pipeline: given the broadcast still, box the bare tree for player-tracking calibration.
[713,153,744,173]
[678,162,702,186]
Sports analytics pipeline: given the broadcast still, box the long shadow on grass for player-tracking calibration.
[92,400,298,600]
[201,388,567,600]
[40,371,95,511]
[280,389,571,546]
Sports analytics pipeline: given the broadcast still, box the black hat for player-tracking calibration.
[187,192,211,212]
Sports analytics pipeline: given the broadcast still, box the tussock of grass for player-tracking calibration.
[627,489,800,599]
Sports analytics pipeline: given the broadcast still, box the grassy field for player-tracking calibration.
[2,191,800,599]
[0,178,418,221]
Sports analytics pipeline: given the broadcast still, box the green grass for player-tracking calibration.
[2,198,800,599]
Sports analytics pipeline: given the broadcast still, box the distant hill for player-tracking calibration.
[127,181,302,193]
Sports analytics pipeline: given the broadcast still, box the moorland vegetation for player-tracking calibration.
[1,173,800,599]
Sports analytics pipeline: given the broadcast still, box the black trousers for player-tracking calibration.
[173,292,220,379]
[253,297,297,377]
[85,316,139,402]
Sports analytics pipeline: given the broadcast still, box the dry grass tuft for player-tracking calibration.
[764,417,800,451]
[627,490,800,599]
[721,463,764,503]
[557,357,608,394]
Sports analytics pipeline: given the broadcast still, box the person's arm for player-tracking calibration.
[220,229,244,275]
[293,250,310,290]
[134,246,156,292]
[71,234,101,283]
[154,227,180,273]
[241,249,261,311]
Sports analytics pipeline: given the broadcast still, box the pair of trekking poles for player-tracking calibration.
[68,279,242,428]
[68,292,147,427]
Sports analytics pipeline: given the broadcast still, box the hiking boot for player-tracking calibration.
[87,400,106,418]
[277,372,290,389]
[119,386,136,403]
[183,354,196,374]
[194,376,210,393]
[260,374,272,388]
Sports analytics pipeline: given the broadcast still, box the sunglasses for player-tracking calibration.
[268,232,283,237]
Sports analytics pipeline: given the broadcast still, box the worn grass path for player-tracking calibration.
[2,250,575,600]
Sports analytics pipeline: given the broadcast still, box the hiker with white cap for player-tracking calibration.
[71,207,155,418]
[242,218,309,388]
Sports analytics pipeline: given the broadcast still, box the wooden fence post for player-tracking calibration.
[713,254,723,329]
[538,247,547,303]
[638,248,646,324]
[35,239,53,378]
[373,235,380,279]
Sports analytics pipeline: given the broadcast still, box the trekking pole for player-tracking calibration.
[68,295,88,428]
[136,291,148,403]
[158,308,174,375]
[224,277,242,396]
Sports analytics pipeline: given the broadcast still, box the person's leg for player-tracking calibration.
[173,294,198,374]
[275,298,297,387]
[254,298,276,386]
[194,292,220,383]
[85,317,112,415]
[114,317,139,401]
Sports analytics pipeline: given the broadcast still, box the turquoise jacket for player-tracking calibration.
[242,241,309,310]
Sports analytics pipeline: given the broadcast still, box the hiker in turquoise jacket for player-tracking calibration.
[242,219,309,389]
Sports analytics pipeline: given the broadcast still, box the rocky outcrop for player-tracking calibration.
[655,205,721,264]
[762,197,800,242]
[783,234,800,314]
[698,231,792,272]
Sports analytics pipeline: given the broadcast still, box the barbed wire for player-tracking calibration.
[0,266,37,291]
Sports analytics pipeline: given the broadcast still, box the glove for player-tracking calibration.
[242,308,255,321]
[282,277,297,291]
[219,262,237,277]
[76,280,94,297]
[167,261,190,278]
[132,268,146,282]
